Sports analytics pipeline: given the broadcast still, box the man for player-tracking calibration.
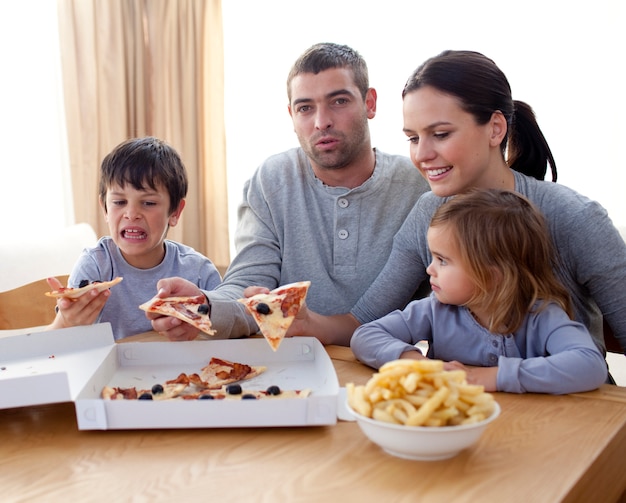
[149,43,429,343]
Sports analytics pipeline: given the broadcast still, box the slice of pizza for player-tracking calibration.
[238,281,311,351]
[139,295,216,336]
[101,358,266,399]
[199,357,266,389]
[101,386,139,400]
[101,381,188,400]
[45,277,123,299]
[180,387,312,400]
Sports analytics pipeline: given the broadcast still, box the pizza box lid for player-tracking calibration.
[0,324,339,430]
[0,324,114,410]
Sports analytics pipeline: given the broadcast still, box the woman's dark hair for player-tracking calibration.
[403,50,557,182]
[99,137,188,214]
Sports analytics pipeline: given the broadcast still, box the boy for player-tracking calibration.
[46,137,221,340]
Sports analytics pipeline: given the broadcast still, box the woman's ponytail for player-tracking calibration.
[507,100,557,182]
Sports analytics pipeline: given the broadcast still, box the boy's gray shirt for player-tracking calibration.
[206,147,429,338]
[70,237,221,340]
[352,170,626,354]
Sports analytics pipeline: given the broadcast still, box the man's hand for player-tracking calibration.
[242,285,359,346]
[147,277,203,341]
[242,286,269,298]
[285,300,310,337]
[289,304,360,346]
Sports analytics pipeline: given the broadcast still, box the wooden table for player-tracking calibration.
[1,333,625,502]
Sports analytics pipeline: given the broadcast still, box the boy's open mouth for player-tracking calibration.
[122,228,147,240]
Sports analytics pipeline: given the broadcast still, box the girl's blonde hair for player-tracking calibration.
[430,189,573,333]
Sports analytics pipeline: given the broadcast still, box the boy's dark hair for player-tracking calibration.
[99,137,188,214]
[286,42,369,102]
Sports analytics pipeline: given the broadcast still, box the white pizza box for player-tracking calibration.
[0,323,339,430]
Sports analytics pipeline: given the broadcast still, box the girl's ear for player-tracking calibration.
[489,111,508,147]
[168,199,186,227]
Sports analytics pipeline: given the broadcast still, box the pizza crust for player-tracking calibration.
[45,277,124,299]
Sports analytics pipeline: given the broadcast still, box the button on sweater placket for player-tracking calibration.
[333,195,360,269]
[337,198,350,240]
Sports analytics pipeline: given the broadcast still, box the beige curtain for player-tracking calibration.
[56,0,230,270]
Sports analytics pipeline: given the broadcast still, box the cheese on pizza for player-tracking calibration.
[101,357,273,400]
[238,281,311,351]
[139,295,215,336]
[199,357,265,389]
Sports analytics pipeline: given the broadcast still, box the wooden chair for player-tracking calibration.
[0,223,96,334]
[0,276,67,330]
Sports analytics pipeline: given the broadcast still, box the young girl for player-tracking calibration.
[350,189,608,394]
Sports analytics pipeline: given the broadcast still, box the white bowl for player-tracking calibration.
[347,401,500,461]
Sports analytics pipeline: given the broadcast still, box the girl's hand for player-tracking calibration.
[444,360,498,392]
[400,349,428,360]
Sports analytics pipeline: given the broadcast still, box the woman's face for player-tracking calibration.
[402,86,509,197]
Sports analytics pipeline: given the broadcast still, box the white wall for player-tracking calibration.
[1,1,623,258]
[0,1,72,239]
[222,0,626,256]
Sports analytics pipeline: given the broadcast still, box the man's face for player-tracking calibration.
[288,67,375,172]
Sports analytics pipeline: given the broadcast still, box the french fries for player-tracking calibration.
[347,359,496,427]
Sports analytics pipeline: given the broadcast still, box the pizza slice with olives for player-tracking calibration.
[101,357,267,400]
[45,277,124,299]
[139,294,215,336]
[101,381,188,400]
[238,281,311,351]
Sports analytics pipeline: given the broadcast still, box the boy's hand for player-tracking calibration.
[46,277,109,330]
[147,277,203,341]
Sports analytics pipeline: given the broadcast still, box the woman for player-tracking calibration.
[295,50,626,372]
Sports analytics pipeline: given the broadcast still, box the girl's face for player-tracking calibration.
[426,224,476,307]
[402,86,510,197]
[102,182,184,269]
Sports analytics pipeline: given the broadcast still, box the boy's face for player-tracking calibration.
[101,182,184,269]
